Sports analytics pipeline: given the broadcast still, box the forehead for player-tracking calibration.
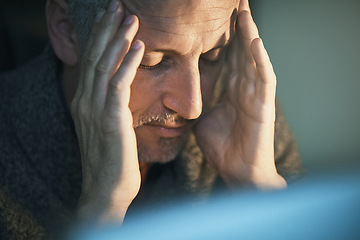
[124,0,238,36]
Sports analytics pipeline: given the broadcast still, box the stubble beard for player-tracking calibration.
[133,109,192,164]
[136,135,188,163]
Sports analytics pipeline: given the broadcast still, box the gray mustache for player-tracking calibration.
[133,110,191,128]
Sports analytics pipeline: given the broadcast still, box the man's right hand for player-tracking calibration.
[70,0,144,224]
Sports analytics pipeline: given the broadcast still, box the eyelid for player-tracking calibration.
[201,47,226,62]
[139,55,164,69]
[139,62,161,70]
[138,57,171,72]
[141,53,163,63]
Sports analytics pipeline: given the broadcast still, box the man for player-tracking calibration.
[0,0,303,239]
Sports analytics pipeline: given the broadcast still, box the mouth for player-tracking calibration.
[145,122,190,138]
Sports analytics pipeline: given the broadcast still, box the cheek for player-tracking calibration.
[128,72,161,121]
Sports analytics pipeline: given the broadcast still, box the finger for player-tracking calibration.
[79,0,124,99]
[251,38,276,102]
[104,40,145,118]
[252,38,276,84]
[91,15,140,109]
[237,10,259,61]
[239,0,251,14]
[72,9,105,104]
[227,34,242,94]
[228,33,239,72]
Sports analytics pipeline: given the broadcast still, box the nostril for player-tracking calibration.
[161,90,203,120]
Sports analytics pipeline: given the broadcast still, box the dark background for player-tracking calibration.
[0,0,48,71]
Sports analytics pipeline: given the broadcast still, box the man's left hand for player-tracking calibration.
[194,0,286,189]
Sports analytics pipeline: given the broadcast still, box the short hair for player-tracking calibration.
[66,0,112,52]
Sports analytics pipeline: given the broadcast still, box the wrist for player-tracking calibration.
[222,169,287,190]
[76,189,134,225]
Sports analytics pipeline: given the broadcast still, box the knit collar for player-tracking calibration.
[11,45,82,208]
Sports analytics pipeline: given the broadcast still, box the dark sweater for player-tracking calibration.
[0,46,303,239]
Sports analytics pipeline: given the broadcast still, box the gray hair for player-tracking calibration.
[66,0,112,52]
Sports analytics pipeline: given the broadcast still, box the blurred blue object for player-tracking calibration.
[71,170,360,240]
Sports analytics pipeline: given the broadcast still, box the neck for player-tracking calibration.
[133,162,151,203]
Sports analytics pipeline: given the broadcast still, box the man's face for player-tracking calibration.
[124,0,237,163]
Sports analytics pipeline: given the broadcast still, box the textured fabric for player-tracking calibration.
[0,46,82,239]
[0,46,304,239]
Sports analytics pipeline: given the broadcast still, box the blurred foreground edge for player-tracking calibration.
[70,168,360,240]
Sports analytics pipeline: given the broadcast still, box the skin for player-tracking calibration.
[126,0,237,163]
[46,0,286,225]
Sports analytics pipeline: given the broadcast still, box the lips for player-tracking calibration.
[145,123,189,138]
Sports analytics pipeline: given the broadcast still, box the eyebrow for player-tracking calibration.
[148,37,231,56]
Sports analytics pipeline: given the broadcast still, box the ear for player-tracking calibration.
[46,0,79,66]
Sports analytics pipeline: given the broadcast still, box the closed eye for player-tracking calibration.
[139,62,162,70]
[200,56,223,65]
[200,47,226,65]
[138,57,168,72]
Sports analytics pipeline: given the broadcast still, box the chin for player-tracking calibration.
[137,136,186,163]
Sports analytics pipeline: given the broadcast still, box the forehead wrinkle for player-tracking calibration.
[125,0,238,53]
[136,5,235,19]
[140,12,225,25]
[138,7,235,36]
[139,22,231,57]
[122,0,237,36]
[123,0,237,20]
[140,17,230,37]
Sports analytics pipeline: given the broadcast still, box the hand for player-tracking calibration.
[70,1,144,223]
[194,0,286,189]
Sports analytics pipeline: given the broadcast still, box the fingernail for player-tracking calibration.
[132,41,142,50]
[95,9,106,22]
[108,0,119,12]
[123,15,134,25]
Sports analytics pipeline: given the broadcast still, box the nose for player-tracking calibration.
[162,65,202,120]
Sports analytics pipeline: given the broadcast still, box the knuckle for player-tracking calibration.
[120,38,131,50]
[114,33,131,51]
[109,78,126,92]
[72,98,90,122]
[84,52,101,65]
[95,62,111,75]
[78,101,89,118]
